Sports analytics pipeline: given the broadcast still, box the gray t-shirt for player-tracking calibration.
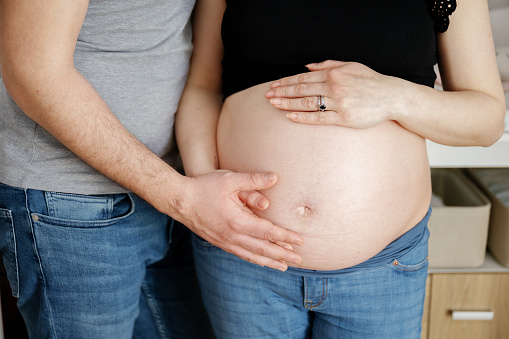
[0,0,195,194]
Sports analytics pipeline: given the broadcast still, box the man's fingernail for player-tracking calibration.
[271,81,281,88]
[287,113,298,120]
[306,63,318,67]
[270,98,282,105]
[258,200,269,209]
[265,173,275,181]
[265,90,274,97]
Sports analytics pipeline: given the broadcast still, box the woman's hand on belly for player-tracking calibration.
[264,60,402,128]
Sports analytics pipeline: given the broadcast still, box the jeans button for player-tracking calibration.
[32,214,39,222]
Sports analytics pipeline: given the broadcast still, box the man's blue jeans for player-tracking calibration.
[0,182,213,339]
[193,220,430,339]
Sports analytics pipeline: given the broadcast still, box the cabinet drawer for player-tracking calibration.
[428,273,509,339]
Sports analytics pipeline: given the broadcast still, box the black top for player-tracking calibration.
[221,0,454,99]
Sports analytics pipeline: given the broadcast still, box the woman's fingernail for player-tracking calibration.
[287,113,298,120]
[265,90,274,98]
[270,81,281,88]
[306,63,318,67]
[270,98,282,105]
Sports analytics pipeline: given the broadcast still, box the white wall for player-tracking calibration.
[490,0,509,9]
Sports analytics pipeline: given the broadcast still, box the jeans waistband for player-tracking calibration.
[286,206,432,277]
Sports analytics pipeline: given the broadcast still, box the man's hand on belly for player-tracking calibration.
[177,171,303,271]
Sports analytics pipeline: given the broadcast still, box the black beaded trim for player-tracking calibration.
[428,0,457,33]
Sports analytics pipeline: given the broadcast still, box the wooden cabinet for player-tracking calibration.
[425,121,509,339]
[422,272,509,339]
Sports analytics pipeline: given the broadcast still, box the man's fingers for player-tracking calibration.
[238,190,270,210]
[228,244,289,271]
[228,172,278,192]
[227,237,302,271]
[248,216,304,247]
[275,241,294,250]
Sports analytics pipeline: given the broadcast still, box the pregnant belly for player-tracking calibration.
[218,81,432,270]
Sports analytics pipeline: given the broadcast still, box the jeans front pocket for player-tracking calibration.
[0,208,19,297]
[391,255,429,272]
[32,192,134,228]
[391,227,430,273]
[28,193,138,293]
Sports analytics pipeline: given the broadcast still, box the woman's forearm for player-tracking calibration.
[264,0,505,146]
[397,0,506,147]
[175,84,223,176]
[175,0,225,177]
[394,81,505,147]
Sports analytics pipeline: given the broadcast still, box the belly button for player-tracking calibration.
[296,205,313,217]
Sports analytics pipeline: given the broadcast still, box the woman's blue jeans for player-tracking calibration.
[192,222,430,339]
[0,182,213,339]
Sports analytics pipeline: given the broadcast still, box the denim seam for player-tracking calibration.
[11,215,19,297]
[107,195,113,219]
[25,189,58,338]
[304,277,309,309]
[303,278,328,310]
[391,257,428,272]
[3,209,20,298]
[141,280,168,339]
[44,191,54,216]
[313,278,328,309]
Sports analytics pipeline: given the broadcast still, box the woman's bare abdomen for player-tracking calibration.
[217,81,431,270]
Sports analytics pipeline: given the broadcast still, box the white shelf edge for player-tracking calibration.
[427,132,509,168]
[428,252,509,274]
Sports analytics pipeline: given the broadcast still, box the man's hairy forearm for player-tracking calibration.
[3,64,188,216]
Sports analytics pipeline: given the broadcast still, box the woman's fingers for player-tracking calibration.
[265,82,329,99]
[306,60,348,70]
[267,60,349,89]
[286,111,343,125]
[269,96,335,112]
[268,70,328,89]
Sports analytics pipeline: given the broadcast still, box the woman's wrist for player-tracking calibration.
[387,77,424,125]
[183,163,218,177]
